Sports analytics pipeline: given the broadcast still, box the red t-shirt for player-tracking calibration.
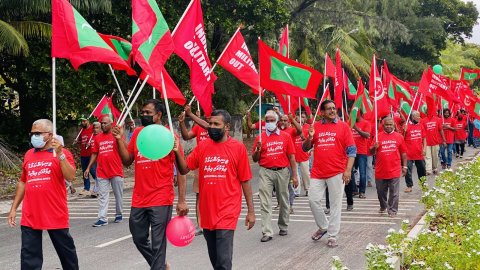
[91,132,124,179]
[191,124,209,145]
[352,120,372,155]
[187,137,252,230]
[20,148,75,229]
[404,123,425,160]
[455,119,468,141]
[79,126,93,157]
[442,118,456,144]
[253,130,295,168]
[375,131,406,179]
[421,116,443,146]
[294,125,310,162]
[394,116,405,134]
[254,121,266,132]
[310,121,355,179]
[280,126,297,138]
[128,127,183,208]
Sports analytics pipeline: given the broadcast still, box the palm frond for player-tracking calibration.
[0,19,29,56]
[10,21,52,40]
[0,0,111,17]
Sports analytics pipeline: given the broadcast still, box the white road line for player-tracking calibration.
[95,235,132,248]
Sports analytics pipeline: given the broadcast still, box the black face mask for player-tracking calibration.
[411,119,418,124]
[141,115,155,126]
[208,127,225,142]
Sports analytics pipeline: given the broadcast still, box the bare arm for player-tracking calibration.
[8,181,25,227]
[112,126,134,166]
[353,125,370,138]
[178,112,196,140]
[52,138,75,181]
[302,125,315,152]
[185,105,209,129]
[252,141,261,163]
[241,181,255,230]
[175,174,189,216]
[289,113,302,136]
[246,111,255,129]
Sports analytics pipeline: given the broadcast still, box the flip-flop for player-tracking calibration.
[311,229,327,241]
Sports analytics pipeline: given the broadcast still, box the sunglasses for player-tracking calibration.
[30,132,50,137]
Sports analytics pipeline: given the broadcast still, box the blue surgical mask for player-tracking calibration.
[31,134,46,149]
[265,122,277,132]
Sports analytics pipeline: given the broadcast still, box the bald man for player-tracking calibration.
[403,111,426,193]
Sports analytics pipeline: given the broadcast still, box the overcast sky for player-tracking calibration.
[465,0,480,44]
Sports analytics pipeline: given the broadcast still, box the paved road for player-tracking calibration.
[0,148,477,270]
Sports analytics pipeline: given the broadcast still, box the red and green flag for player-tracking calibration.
[344,75,357,100]
[132,0,174,83]
[369,55,390,118]
[51,0,135,75]
[349,95,363,128]
[258,40,322,99]
[99,34,132,62]
[275,93,299,114]
[140,69,186,106]
[279,25,289,57]
[92,96,121,122]
[300,97,312,116]
[460,68,480,80]
[334,49,344,110]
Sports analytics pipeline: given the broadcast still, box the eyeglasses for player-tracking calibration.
[30,132,50,137]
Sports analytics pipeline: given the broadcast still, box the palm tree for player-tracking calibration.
[0,0,112,56]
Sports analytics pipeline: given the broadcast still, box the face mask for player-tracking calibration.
[458,116,463,121]
[31,134,47,149]
[265,122,277,132]
[141,115,155,127]
[208,127,225,142]
[411,119,418,124]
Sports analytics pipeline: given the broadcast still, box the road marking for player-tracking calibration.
[95,235,132,248]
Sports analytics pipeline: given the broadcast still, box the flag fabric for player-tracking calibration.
[52,0,135,75]
[382,61,398,110]
[300,98,312,116]
[132,0,174,83]
[92,96,121,122]
[258,40,322,99]
[399,99,412,119]
[275,93,299,114]
[345,75,357,100]
[99,34,132,62]
[217,27,260,94]
[334,49,344,110]
[458,84,479,112]
[418,67,456,103]
[324,53,335,78]
[140,69,187,106]
[368,55,390,118]
[460,68,480,80]
[349,95,363,127]
[172,0,217,116]
[278,25,289,57]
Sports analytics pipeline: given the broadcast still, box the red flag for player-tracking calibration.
[458,83,479,112]
[334,48,344,110]
[324,53,335,78]
[300,98,312,116]
[279,25,289,57]
[140,69,186,106]
[172,0,217,116]
[92,96,121,122]
[258,40,322,99]
[418,67,457,103]
[275,93,299,114]
[369,55,390,118]
[51,0,135,75]
[216,27,259,94]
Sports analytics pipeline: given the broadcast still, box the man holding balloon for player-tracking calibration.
[113,99,189,270]
[174,109,256,270]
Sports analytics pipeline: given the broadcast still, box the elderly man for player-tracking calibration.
[253,110,298,242]
[113,99,188,270]
[302,100,356,248]
[8,119,79,269]
[85,115,124,227]
[403,111,426,193]
[78,115,96,196]
[371,117,407,217]
[175,109,255,270]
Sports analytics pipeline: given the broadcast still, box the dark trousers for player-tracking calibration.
[468,120,474,146]
[203,229,234,270]
[455,143,465,156]
[129,206,172,270]
[405,160,426,188]
[351,154,368,193]
[325,181,354,208]
[80,156,97,191]
[375,178,400,214]
[21,226,78,270]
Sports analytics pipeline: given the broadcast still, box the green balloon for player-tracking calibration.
[433,64,443,75]
[136,124,174,160]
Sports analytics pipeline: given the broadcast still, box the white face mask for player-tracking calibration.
[31,134,47,149]
[265,122,277,132]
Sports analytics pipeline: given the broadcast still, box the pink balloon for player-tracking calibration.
[166,216,196,247]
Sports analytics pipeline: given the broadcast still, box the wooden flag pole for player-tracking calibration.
[52,57,57,157]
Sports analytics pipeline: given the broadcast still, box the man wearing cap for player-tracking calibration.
[77,115,97,196]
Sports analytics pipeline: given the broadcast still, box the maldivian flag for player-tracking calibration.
[99,34,132,62]
[300,97,312,116]
[345,76,357,100]
[279,25,289,57]
[258,40,322,99]
[132,0,174,82]
[349,96,363,128]
[140,69,186,106]
[275,93,299,114]
[460,68,480,80]
[470,102,480,120]
[399,99,412,119]
[92,96,121,122]
[51,0,135,75]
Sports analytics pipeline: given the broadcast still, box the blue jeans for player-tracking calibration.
[439,144,454,166]
[351,154,368,193]
[80,156,97,191]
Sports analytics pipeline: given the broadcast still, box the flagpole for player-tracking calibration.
[171,0,195,36]
[109,65,133,122]
[258,37,262,143]
[323,53,327,94]
[119,76,149,126]
[298,97,301,122]
[119,78,141,122]
[286,24,289,58]
[160,71,174,136]
[374,56,378,142]
[288,96,291,113]
[416,94,423,111]
[197,100,200,113]
[52,57,57,157]
[404,91,419,131]
[313,83,330,124]
[153,87,156,99]
[342,69,347,122]
[74,95,106,142]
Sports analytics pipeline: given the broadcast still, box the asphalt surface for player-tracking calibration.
[0,147,478,270]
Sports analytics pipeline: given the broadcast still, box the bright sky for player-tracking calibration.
[465,0,480,44]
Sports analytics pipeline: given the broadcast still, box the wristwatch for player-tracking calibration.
[59,153,66,161]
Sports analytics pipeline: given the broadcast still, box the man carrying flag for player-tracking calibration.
[440,109,456,169]
[403,111,427,193]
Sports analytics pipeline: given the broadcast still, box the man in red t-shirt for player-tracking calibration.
[8,119,79,269]
[294,112,311,197]
[351,112,371,199]
[175,109,255,270]
[302,100,356,248]
[440,109,456,169]
[85,115,124,227]
[371,117,407,218]
[454,111,468,158]
[403,111,426,193]
[178,105,210,236]
[77,115,97,196]
[252,110,298,242]
[114,99,188,270]
[421,113,446,174]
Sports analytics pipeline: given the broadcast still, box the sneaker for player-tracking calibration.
[305,190,309,197]
[114,215,123,223]
[289,207,294,214]
[79,189,88,196]
[460,155,463,158]
[346,205,353,211]
[279,229,288,236]
[404,187,413,193]
[378,208,386,214]
[327,237,338,248]
[260,235,273,242]
[324,208,330,215]
[195,227,203,236]
[92,220,108,227]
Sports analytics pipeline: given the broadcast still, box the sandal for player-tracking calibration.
[311,229,327,241]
